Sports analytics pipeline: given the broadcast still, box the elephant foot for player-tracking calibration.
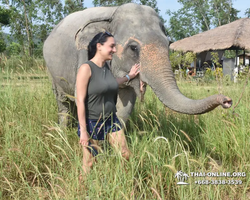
[58,112,70,128]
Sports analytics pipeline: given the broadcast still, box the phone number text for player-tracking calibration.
[195,180,242,185]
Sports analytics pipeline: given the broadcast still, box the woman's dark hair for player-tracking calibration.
[88,31,113,60]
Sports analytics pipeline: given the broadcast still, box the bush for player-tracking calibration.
[0,32,6,53]
[6,42,22,57]
[237,66,249,82]
[33,42,44,58]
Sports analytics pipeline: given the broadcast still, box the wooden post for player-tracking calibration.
[194,57,197,75]
[243,50,246,66]
[236,50,239,74]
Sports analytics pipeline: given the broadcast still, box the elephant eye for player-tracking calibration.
[130,45,137,51]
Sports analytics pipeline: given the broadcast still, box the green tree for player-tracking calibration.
[139,0,160,14]
[139,0,165,23]
[36,0,64,32]
[64,0,85,16]
[0,5,11,25]
[0,6,11,53]
[93,0,163,23]
[1,0,37,56]
[180,0,211,31]
[93,0,133,6]
[93,0,160,14]
[166,0,211,41]
[209,0,239,26]
[166,8,200,41]
[0,0,80,57]
[6,41,21,56]
[245,8,250,18]
[34,0,64,56]
[167,0,239,41]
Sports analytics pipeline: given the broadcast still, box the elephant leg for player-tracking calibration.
[116,87,137,127]
[52,80,70,128]
[57,98,77,128]
[69,99,78,127]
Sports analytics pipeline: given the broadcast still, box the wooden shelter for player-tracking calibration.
[170,18,250,53]
[169,18,250,74]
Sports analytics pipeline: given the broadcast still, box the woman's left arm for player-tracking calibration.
[116,63,140,85]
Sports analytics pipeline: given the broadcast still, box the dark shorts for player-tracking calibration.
[77,113,122,140]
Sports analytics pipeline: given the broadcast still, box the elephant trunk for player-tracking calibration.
[140,44,232,115]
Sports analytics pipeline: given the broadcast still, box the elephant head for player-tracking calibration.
[75,3,232,115]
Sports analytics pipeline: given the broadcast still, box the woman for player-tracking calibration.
[76,31,140,176]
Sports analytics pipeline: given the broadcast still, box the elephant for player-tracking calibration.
[43,3,232,127]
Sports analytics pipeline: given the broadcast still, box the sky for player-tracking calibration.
[84,0,250,25]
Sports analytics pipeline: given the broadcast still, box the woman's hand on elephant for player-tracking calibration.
[128,63,140,79]
[80,130,90,146]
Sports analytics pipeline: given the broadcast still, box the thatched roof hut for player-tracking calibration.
[169,18,250,53]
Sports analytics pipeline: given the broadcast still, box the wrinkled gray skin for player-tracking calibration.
[43,3,232,127]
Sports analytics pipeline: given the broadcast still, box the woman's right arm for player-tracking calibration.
[76,64,91,146]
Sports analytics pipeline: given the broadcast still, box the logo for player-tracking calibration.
[175,170,189,185]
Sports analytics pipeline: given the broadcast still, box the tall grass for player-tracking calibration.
[0,54,45,73]
[0,59,250,199]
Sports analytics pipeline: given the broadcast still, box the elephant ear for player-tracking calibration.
[75,7,118,50]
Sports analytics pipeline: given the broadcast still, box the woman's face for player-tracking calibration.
[98,37,116,60]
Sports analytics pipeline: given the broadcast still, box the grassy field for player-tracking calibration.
[0,59,250,199]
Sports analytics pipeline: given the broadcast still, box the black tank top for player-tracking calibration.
[84,61,118,119]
